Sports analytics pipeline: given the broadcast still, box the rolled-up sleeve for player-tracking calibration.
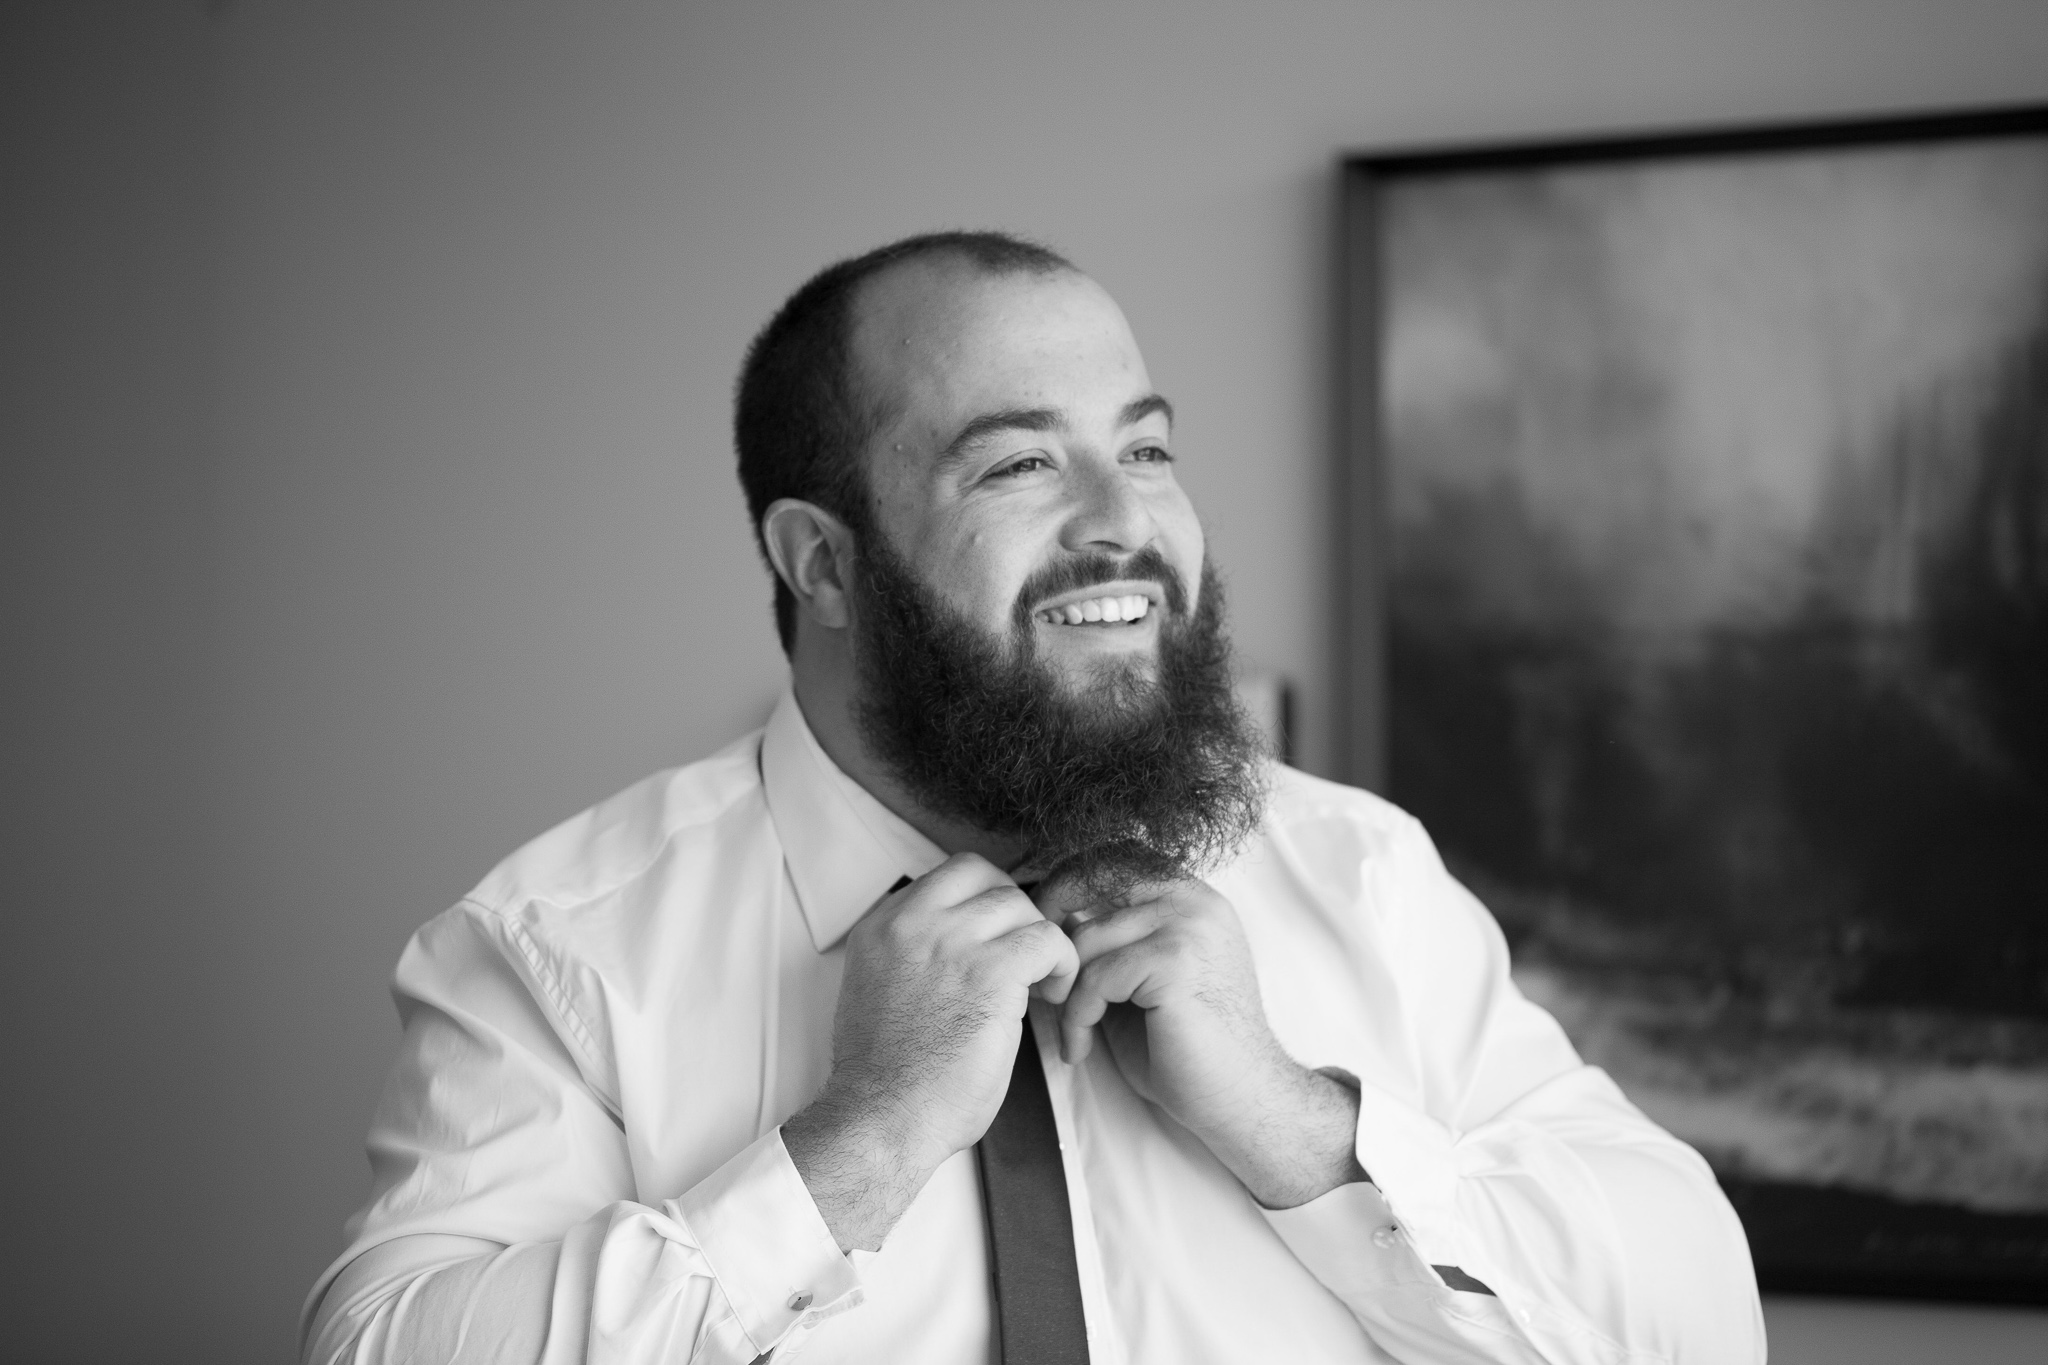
[1264,814,1764,1364]
[301,904,860,1365]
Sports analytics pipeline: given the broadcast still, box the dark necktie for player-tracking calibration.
[889,874,1091,1363]
[977,1022,1092,1364]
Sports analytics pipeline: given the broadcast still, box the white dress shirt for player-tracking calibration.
[303,689,1763,1364]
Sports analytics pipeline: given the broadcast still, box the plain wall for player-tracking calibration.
[5,1,2047,1360]
[2,1,221,1350]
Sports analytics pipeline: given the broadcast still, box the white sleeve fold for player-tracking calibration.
[301,906,861,1365]
[1263,813,1764,1365]
[1267,1066,1762,1364]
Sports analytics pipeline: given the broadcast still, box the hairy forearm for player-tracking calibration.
[783,1083,945,1252]
[1196,1061,1366,1210]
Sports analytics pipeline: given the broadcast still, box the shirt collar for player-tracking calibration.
[761,686,948,953]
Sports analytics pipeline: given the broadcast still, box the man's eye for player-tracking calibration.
[1128,444,1174,464]
[992,455,1052,478]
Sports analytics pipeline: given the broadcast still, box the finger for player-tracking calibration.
[902,852,1015,905]
[856,880,1033,962]
[991,918,1081,1006]
[1028,872,1097,928]
[1035,871,1202,929]
[881,865,1023,937]
[1008,855,1056,887]
[950,885,1052,940]
[1059,942,1162,1064]
[1064,901,1168,967]
[1080,877,1203,923]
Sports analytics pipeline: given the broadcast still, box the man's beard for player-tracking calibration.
[848,533,1269,896]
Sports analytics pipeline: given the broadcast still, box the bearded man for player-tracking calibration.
[303,233,1763,1364]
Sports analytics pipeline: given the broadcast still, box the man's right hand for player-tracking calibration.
[782,853,1079,1252]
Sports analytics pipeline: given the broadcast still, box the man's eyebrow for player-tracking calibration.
[933,394,1175,472]
[937,407,1064,468]
[1120,393,1174,429]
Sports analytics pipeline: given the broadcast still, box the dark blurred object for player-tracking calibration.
[1341,104,2048,1306]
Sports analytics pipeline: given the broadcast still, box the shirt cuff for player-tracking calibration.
[1345,1073,1466,1263]
[667,1127,864,1353]
[1262,1179,1441,1300]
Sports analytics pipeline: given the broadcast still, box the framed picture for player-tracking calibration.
[1339,106,2048,1304]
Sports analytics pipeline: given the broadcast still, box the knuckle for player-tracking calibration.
[918,853,977,894]
[945,851,998,884]
[969,885,1023,914]
[1002,925,1049,965]
[884,918,945,964]
[850,920,895,959]
[1020,919,1062,954]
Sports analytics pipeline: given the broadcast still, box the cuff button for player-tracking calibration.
[787,1290,813,1312]
[1371,1224,1401,1249]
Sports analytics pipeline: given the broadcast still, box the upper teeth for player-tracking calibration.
[1038,594,1151,625]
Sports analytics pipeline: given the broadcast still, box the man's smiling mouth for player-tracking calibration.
[1035,594,1152,626]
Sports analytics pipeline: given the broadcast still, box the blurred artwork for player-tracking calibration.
[1364,114,2048,1303]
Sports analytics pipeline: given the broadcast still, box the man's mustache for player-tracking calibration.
[1009,547,1190,632]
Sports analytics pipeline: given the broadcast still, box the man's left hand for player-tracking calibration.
[1036,878,1367,1209]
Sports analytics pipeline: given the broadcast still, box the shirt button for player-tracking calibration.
[787,1290,813,1312]
[1371,1224,1401,1249]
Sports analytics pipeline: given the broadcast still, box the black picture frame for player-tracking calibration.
[1339,105,2048,1306]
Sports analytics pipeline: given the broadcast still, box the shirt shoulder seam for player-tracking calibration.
[465,737,768,920]
[457,894,620,1114]
[448,744,770,1115]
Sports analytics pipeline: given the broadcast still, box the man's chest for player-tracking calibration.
[571,862,1405,1364]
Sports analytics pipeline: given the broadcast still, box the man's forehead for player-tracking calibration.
[847,257,1147,426]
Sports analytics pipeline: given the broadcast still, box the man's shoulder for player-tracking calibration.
[1236,765,1479,943]
[1231,762,1455,911]
[461,726,769,921]
[1261,761,1425,855]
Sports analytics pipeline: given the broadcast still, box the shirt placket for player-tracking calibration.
[1031,1000,1130,1365]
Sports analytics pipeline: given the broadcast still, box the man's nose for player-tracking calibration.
[1059,456,1156,554]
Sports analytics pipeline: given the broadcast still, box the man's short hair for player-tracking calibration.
[734,230,1076,653]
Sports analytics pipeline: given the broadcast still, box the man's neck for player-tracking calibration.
[790,634,1028,871]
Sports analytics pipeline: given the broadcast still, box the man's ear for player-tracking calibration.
[762,498,856,631]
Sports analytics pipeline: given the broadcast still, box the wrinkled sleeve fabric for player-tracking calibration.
[300,903,860,1365]
[1264,813,1764,1365]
